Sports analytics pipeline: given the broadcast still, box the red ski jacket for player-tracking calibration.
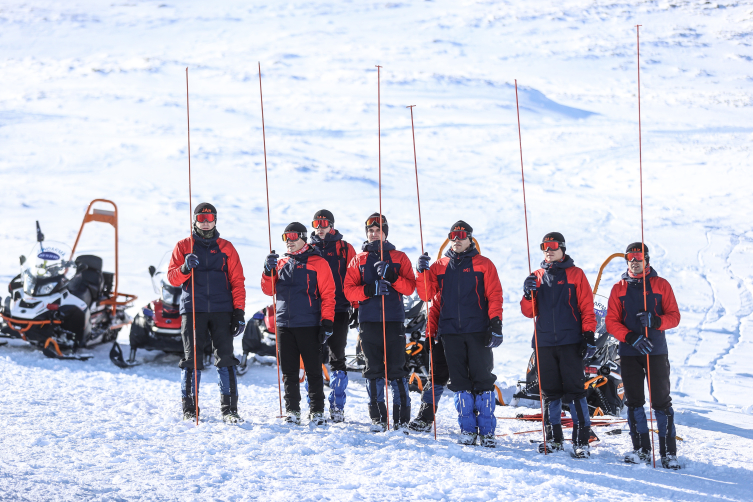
[261,244,336,327]
[167,232,245,314]
[343,240,416,323]
[417,247,503,336]
[605,267,680,356]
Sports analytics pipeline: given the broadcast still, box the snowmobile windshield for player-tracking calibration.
[21,241,75,297]
[161,279,182,307]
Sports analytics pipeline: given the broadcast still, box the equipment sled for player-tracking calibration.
[1,200,136,360]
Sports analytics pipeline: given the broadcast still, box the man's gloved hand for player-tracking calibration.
[264,251,279,275]
[581,330,597,359]
[349,309,359,329]
[485,316,503,348]
[416,252,431,273]
[231,309,246,337]
[636,311,661,329]
[625,331,654,355]
[374,261,398,283]
[523,274,538,299]
[181,253,199,274]
[319,319,334,345]
[374,279,391,296]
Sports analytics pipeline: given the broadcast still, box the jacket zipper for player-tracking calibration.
[206,244,211,313]
[457,258,462,331]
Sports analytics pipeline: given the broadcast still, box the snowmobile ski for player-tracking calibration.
[109,341,141,368]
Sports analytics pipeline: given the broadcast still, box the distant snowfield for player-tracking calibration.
[1,0,753,500]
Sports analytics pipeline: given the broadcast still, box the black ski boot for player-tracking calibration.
[624,432,652,464]
[659,434,680,469]
[220,395,243,424]
[408,402,434,433]
[369,402,388,432]
[571,424,591,459]
[538,423,564,454]
[392,403,411,433]
[182,397,199,421]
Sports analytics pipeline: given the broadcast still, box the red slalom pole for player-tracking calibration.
[636,26,657,469]
[258,62,284,418]
[185,68,199,426]
[376,65,390,431]
[407,105,437,440]
[514,80,548,452]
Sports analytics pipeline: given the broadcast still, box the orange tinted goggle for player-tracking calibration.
[540,241,560,251]
[626,252,645,262]
[365,216,386,227]
[282,232,303,242]
[195,213,216,223]
[448,231,468,241]
[312,219,331,229]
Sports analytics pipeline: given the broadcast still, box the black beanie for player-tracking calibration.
[543,232,566,251]
[625,242,650,262]
[313,209,335,223]
[284,222,307,235]
[365,212,388,237]
[194,202,217,215]
[450,220,473,234]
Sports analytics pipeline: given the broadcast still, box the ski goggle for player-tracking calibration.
[282,232,304,243]
[626,252,645,262]
[312,219,332,229]
[195,213,216,223]
[540,241,561,251]
[365,215,386,227]
[448,231,469,241]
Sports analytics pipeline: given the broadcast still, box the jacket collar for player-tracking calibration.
[310,229,343,247]
[622,266,657,284]
[540,255,574,286]
[444,243,478,261]
[362,239,396,254]
[192,230,219,247]
[285,243,321,258]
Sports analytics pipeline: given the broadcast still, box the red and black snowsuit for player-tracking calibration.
[416,246,502,393]
[261,243,336,413]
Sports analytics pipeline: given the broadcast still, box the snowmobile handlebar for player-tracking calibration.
[592,253,627,295]
[435,237,481,260]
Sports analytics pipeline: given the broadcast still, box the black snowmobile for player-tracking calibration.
[0,200,136,360]
[236,304,278,376]
[510,293,625,416]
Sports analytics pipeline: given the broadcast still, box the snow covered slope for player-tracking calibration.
[1,0,752,500]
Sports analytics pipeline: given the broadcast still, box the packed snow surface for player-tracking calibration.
[1,0,753,500]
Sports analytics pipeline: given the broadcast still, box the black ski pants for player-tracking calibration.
[537,343,586,402]
[442,332,496,393]
[428,337,450,386]
[621,354,672,410]
[179,312,238,370]
[324,311,350,372]
[278,325,325,413]
[360,321,408,380]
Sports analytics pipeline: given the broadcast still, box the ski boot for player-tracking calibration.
[538,423,564,454]
[309,411,327,426]
[220,395,243,424]
[458,431,478,446]
[538,441,564,454]
[475,391,497,448]
[571,444,590,459]
[571,423,591,459]
[408,403,434,433]
[479,434,497,448]
[391,378,411,433]
[182,397,199,421]
[661,454,681,470]
[455,390,477,445]
[329,407,345,424]
[285,411,301,425]
[367,378,388,433]
[624,432,651,464]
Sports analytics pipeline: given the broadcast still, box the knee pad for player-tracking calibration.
[390,378,411,408]
[367,378,386,405]
[627,406,649,435]
[474,390,497,436]
[454,390,477,434]
[569,397,590,428]
[328,370,348,410]
[216,366,238,397]
[181,368,202,398]
[655,407,675,438]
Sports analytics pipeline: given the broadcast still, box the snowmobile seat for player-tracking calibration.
[69,255,104,306]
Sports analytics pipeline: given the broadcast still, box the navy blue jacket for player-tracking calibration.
[261,244,336,328]
[344,240,416,323]
[309,231,356,314]
[520,256,596,348]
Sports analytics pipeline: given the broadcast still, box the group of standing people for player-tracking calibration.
[166,202,681,469]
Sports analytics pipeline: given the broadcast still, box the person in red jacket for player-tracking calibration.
[308,209,357,423]
[605,242,681,469]
[416,221,503,447]
[167,203,246,424]
[261,222,336,426]
[520,232,596,457]
[343,213,416,431]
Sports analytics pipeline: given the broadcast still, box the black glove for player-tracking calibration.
[231,309,245,337]
[363,283,375,298]
[264,251,279,276]
[349,309,359,329]
[485,316,503,348]
[581,331,596,359]
[180,253,199,274]
[625,331,654,355]
[374,261,398,283]
[374,279,391,296]
[319,319,334,345]
[523,274,537,299]
[636,311,661,329]
[416,252,431,273]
